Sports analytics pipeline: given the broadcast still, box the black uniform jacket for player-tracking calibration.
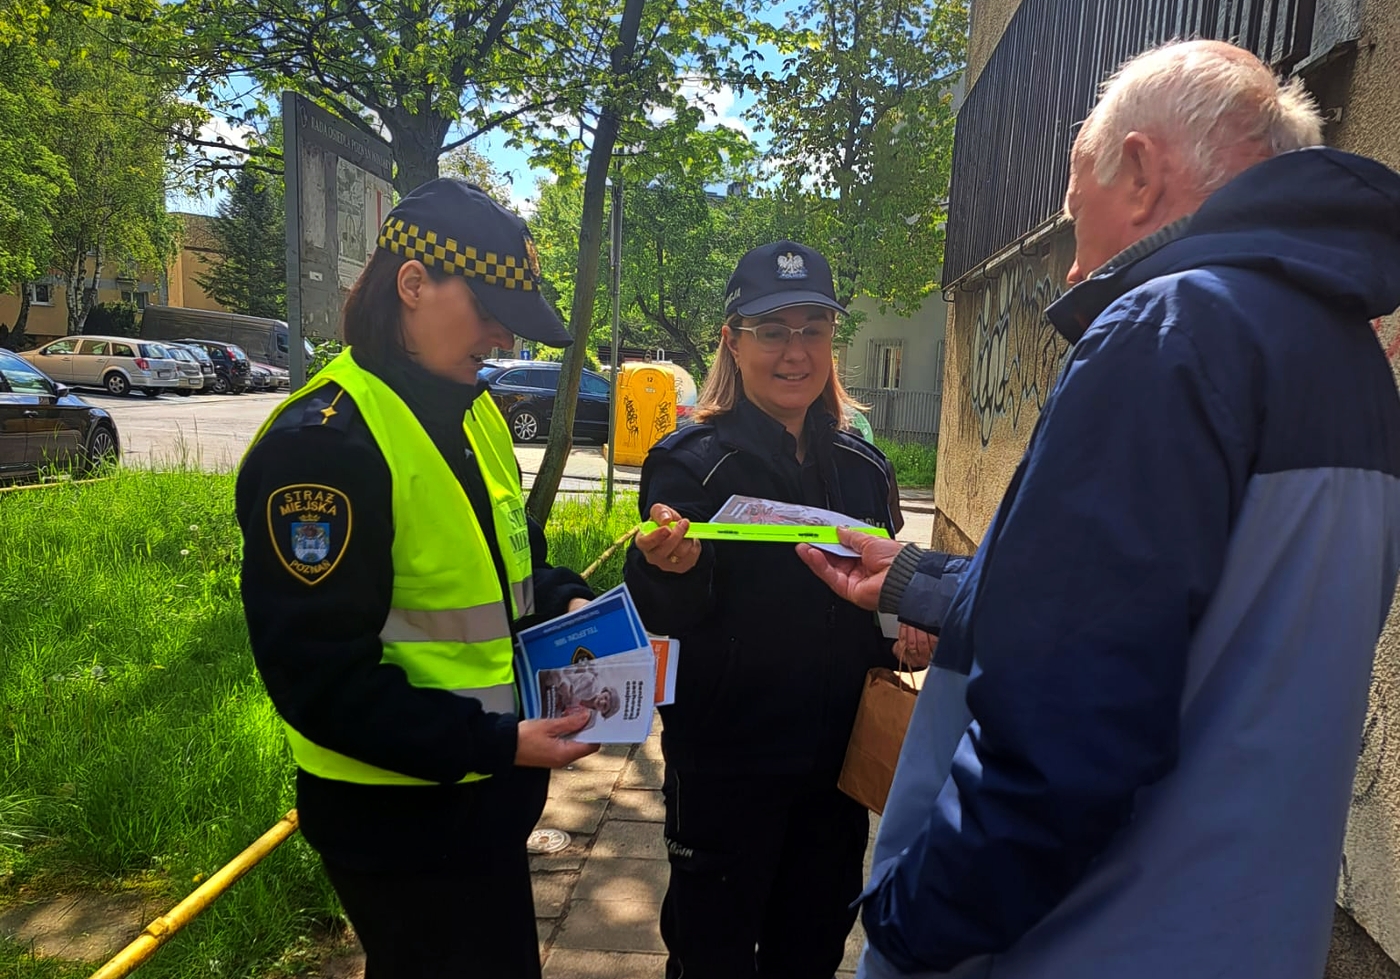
[236,352,592,871]
[623,397,902,776]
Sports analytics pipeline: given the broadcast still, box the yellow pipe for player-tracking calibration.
[579,524,641,581]
[0,476,113,494]
[88,810,300,979]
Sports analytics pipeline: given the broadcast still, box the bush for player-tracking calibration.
[82,301,140,337]
[874,436,937,489]
[307,335,344,377]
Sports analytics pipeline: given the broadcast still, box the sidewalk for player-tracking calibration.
[531,721,872,977]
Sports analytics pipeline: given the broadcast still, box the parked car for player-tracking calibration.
[0,348,119,481]
[479,360,611,443]
[245,362,270,392]
[255,362,291,390]
[170,342,217,392]
[20,335,181,397]
[170,338,251,394]
[164,344,206,396]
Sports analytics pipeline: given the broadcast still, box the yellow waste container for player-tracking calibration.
[612,363,677,466]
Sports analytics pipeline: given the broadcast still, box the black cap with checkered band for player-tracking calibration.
[376,178,573,347]
[723,239,847,318]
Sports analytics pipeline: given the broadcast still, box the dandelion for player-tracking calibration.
[192,872,205,883]
[180,549,190,557]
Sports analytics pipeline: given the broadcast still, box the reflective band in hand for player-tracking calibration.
[637,522,891,544]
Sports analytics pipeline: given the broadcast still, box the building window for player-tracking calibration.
[27,282,53,306]
[870,340,903,389]
[120,290,149,309]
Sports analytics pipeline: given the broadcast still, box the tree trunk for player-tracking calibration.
[5,285,32,350]
[526,0,646,525]
[387,111,450,195]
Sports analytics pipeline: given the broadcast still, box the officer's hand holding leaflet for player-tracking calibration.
[516,712,598,766]
[797,526,905,611]
[635,503,704,574]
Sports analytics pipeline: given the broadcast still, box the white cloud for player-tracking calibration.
[647,81,751,136]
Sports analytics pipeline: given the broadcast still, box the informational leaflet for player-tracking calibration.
[712,495,884,557]
[515,584,658,744]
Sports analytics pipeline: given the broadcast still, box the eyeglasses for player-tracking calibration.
[734,322,836,351]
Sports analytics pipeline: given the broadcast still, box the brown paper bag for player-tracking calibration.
[838,667,921,815]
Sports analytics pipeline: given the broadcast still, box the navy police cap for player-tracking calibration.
[723,240,847,318]
[376,178,572,347]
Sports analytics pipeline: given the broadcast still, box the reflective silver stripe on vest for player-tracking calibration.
[380,604,511,644]
[450,683,517,714]
[513,578,535,616]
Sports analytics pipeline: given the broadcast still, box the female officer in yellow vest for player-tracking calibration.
[236,179,598,979]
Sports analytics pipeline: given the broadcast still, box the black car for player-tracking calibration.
[172,338,251,394]
[479,360,611,443]
[0,348,119,481]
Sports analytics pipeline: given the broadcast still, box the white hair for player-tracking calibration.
[1078,40,1324,194]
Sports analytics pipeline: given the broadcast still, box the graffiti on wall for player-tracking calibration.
[965,249,1073,448]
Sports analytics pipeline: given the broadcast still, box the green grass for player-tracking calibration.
[0,469,638,978]
[874,436,938,490]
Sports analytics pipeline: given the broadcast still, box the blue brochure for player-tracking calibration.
[514,584,656,743]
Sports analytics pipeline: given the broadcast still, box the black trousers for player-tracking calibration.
[323,853,541,979]
[660,765,871,979]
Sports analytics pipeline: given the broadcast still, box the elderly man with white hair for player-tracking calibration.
[799,40,1400,978]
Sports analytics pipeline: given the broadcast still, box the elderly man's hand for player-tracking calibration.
[893,623,937,670]
[797,529,906,611]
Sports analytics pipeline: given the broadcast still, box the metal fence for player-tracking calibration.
[943,0,1343,286]
[849,387,943,445]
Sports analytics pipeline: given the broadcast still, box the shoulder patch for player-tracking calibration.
[265,382,362,437]
[266,483,353,586]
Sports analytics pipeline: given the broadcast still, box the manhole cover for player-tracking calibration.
[527,828,571,854]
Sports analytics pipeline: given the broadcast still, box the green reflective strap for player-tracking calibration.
[636,522,891,544]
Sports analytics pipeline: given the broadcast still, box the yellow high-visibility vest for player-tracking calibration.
[246,348,533,784]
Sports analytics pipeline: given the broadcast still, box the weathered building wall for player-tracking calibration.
[966,0,1026,89]
[931,227,1073,551]
[1315,1,1400,970]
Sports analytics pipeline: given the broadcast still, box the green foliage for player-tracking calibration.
[172,0,599,192]
[307,335,345,377]
[2,2,190,333]
[194,168,287,319]
[440,145,514,204]
[753,0,968,319]
[874,435,938,489]
[0,468,636,976]
[82,301,140,338]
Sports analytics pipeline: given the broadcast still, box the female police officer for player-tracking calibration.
[624,241,908,978]
[236,179,597,978]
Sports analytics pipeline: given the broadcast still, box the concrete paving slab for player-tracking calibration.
[548,768,620,800]
[532,873,577,918]
[538,791,610,835]
[553,900,665,953]
[529,845,587,873]
[618,755,664,790]
[843,919,866,972]
[570,744,632,773]
[608,789,666,823]
[574,857,669,905]
[542,948,668,978]
[593,819,667,861]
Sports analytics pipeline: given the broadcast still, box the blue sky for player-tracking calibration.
[172,1,801,216]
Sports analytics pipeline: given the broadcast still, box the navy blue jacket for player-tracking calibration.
[624,398,902,775]
[860,147,1400,978]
